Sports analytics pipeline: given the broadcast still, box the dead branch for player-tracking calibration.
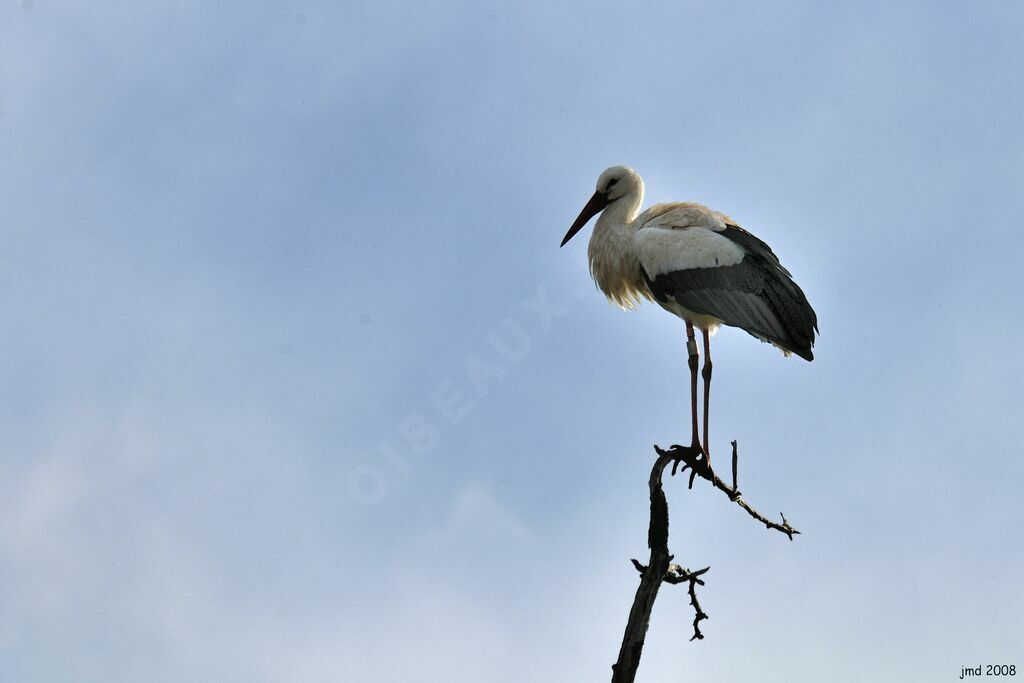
[662,440,801,540]
[611,446,683,683]
[611,441,799,682]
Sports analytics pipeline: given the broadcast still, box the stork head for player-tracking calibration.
[561,166,644,247]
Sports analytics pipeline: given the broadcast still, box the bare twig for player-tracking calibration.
[731,439,738,492]
[665,564,710,641]
[660,441,801,540]
[685,570,709,641]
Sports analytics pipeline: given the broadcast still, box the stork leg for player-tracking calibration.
[685,322,701,452]
[701,329,713,465]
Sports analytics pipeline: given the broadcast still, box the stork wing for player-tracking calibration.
[637,223,817,360]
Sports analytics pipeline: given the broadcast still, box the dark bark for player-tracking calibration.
[610,441,798,682]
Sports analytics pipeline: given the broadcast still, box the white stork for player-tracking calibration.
[561,166,817,466]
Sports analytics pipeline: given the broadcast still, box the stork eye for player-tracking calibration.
[606,178,619,190]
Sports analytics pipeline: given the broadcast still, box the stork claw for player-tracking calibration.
[656,443,714,484]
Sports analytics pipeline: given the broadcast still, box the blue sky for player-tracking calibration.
[2,1,1022,681]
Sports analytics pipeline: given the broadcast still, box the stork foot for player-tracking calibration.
[656,443,714,489]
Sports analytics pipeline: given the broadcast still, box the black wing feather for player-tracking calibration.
[642,224,818,361]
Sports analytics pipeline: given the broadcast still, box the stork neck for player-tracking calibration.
[592,209,634,265]
[593,191,642,248]
[587,192,647,307]
[584,173,648,308]
[598,189,643,229]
